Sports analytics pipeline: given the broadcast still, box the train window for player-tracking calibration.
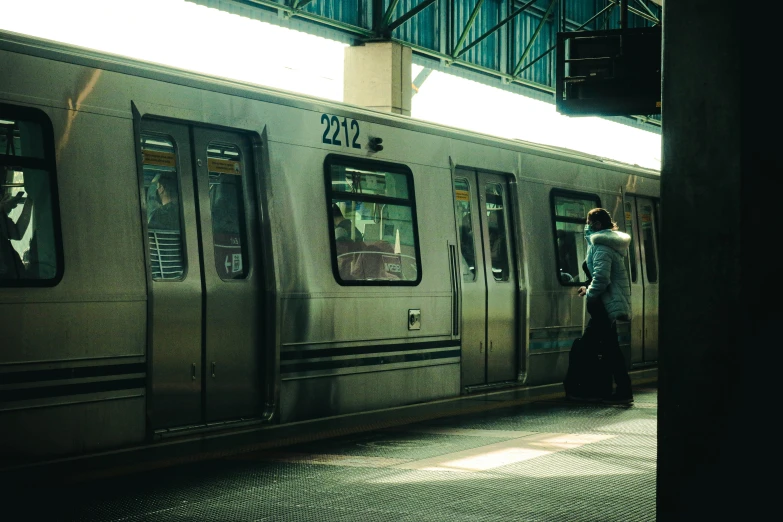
[0,103,62,285]
[486,183,509,281]
[453,178,476,281]
[141,134,185,281]
[639,203,658,283]
[206,142,248,280]
[624,202,638,282]
[550,191,600,285]
[324,154,421,285]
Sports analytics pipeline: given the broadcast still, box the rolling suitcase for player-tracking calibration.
[563,335,612,400]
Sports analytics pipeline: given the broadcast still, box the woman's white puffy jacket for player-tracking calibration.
[584,227,632,322]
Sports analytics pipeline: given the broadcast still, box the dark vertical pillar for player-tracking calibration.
[659,0,775,519]
[619,0,627,30]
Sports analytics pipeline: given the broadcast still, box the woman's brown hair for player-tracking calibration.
[587,208,617,230]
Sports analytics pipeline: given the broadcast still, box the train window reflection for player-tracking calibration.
[141,134,185,281]
[486,183,509,281]
[624,202,638,282]
[453,178,475,282]
[326,156,420,285]
[639,204,658,283]
[551,191,600,285]
[207,142,248,280]
[0,104,61,285]
[0,115,44,159]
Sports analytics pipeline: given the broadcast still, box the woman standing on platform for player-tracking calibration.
[576,208,634,404]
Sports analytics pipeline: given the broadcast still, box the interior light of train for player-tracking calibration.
[144,138,172,147]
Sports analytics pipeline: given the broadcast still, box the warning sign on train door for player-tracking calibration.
[208,158,241,176]
[141,149,176,167]
[455,190,470,202]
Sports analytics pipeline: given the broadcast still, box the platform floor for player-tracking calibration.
[5,376,657,521]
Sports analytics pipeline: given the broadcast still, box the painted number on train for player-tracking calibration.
[321,114,362,149]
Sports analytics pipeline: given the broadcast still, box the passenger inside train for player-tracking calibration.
[148,173,180,230]
[146,171,184,280]
[0,188,31,278]
[459,213,475,279]
[332,202,363,242]
[487,207,509,280]
[557,229,579,283]
[1,111,60,282]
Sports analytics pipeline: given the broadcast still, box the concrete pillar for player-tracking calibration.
[659,0,773,519]
[344,41,411,116]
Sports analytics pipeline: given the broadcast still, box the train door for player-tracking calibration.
[454,169,517,387]
[624,196,659,364]
[139,119,264,431]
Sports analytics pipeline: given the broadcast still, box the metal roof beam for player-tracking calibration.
[380,0,402,31]
[243,0,374,36]
[512,0,558,77]
[452,0,485,58]
[412,67,433,96]
[633,0,660,22]
[517,3,615,76]
[198,0,661,127]
[609,0,660,25]
[455,0,538,59]
[290,0,316,10]
[386,0,439,33]
[515,2,616,77]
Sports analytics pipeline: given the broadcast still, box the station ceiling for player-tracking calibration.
[191,0,662,130]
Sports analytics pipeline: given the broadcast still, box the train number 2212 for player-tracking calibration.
[321,114,362,149]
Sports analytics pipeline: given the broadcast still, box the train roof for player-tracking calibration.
[0,29,659,178]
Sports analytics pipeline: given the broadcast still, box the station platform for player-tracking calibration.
[3,369,657,522]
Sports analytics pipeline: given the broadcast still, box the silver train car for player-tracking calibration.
[0,30,660,466]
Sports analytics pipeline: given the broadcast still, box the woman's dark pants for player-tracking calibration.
[585,299,633,397]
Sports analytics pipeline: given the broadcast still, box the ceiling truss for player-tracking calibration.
[219,1,662,126]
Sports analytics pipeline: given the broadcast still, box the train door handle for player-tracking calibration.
[490,341,493,352]
[480,342,483,353]
[211,362,216,378]
[191,363,196,380]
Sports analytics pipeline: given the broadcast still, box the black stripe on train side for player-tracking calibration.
[0,363,146,403]
[281,340,460,377]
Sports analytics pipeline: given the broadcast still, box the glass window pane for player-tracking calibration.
[0,118,45,159]
[1,105,60,284]
[551,191,600,286]
[454,178,475,281]
[624,202,638,282]
[555,221,586,284]
[639,203,658,283]
[330,165,409,199]
[207,143,247,280]
[142,134,184,281]
[332,200,364,242]
[553,195,595,220]
[327,159,419,284]
[331,199,417,282]
[486,183,509,281]
[1,168,57,280]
